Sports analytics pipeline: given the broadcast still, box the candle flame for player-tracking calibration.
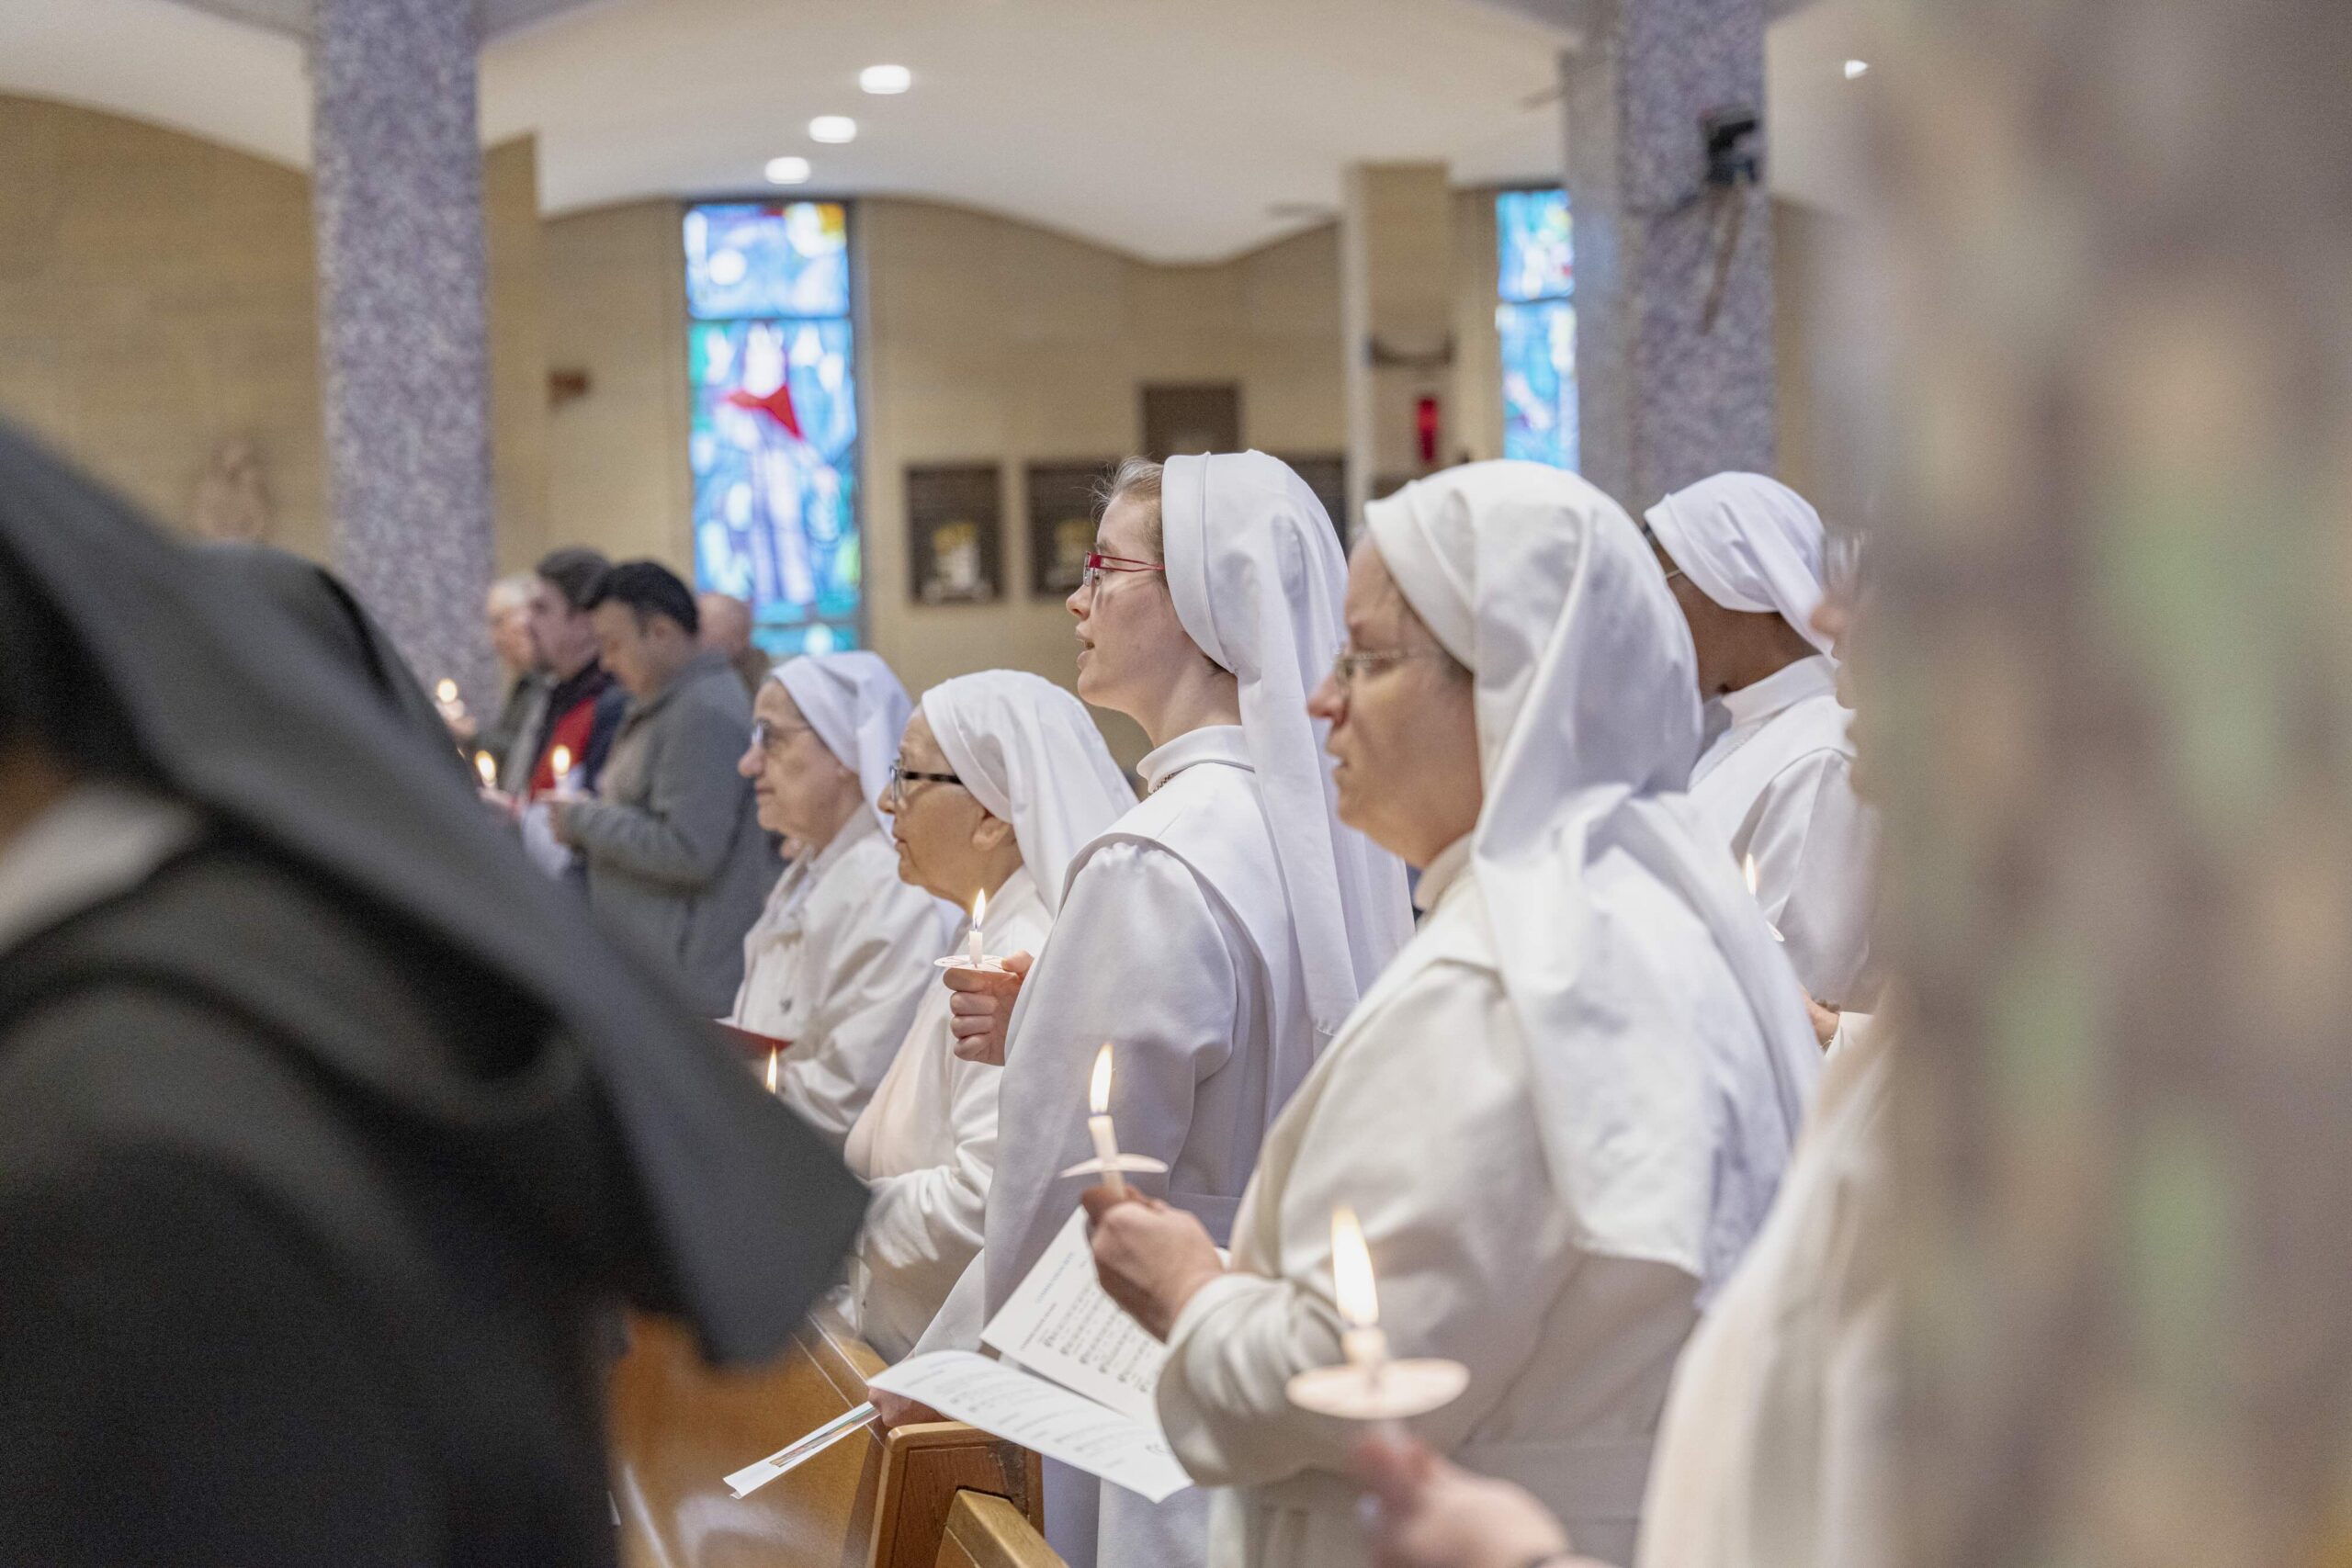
[475,750,497,787]
[550,744,574,779]
[435,678,458,705]
[1090,1043,1114,1116]
[1743,852,1760,897]
[765,1046,779,1092]
[1331,1205,1380,1331]
[973,887,988,930]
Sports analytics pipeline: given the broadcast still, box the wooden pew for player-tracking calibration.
[608,1304,1046,1568]
[931,1492,1068,1568]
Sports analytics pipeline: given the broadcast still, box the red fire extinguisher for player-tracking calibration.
[1416,395,1442,468]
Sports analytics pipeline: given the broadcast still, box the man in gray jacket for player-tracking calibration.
[552,561,777,1015]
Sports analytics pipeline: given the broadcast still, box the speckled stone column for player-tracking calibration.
[1869,0,2352,1562]
[311,0,497,711]
[1562,0,1773,512]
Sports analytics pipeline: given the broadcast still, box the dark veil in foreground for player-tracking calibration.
[0,423,862,1364]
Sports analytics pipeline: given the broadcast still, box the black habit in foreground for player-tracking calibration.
[0,423,865,1568]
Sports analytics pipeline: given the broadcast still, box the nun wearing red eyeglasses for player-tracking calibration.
[895,452,1413,1568]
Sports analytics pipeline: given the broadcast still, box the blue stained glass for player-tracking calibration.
[1497,188,1572,305]
[1498,300,1578,471]
[688,316,862,630]
[685,202,851,320]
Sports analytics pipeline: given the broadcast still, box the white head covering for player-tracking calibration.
[772,650,909,831]
[1644,471,1834,654]
[1160,451,1413,1041]
[1367,460,1821,1302]
[920,671,1137,915]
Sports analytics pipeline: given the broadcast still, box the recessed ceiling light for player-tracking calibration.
[859,63,912,96]
[1843,59,1870,79]
[808,116,858,144]
[764,155,812,186]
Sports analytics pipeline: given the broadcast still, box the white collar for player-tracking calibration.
[0,784,201,958]
[1412,833,1475,912]
[1137,725,1252,794]
[1713,653,1839,734]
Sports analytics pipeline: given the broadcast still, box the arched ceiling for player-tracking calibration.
[0,0,1574,263]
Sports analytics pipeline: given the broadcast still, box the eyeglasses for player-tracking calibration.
[886,757,966,807]
[750,718,815,756]
[1328,646,1451,696]
[1080,552,1166,592]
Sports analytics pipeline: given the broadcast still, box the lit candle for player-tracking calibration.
[475,750,497,789]
[967,887,989,968]
[1743,852,1786,942]
[1330,1205,1389,1374]
[764,1046,779,1094]
[1088,1043,1126,1198]
[1283,1203,1466,1423]
[435,678,459,705]
[549,744,576,795]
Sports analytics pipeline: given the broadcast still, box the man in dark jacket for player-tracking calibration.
[554,561,776,1015]
[522,547,628,797]
[0,425,864,1567]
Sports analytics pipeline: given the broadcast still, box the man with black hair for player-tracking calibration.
[521,545,628,796]
[552,559,775,1014]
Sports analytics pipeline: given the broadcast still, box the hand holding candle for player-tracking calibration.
[549,743,579,799]
[936,887,1004,974]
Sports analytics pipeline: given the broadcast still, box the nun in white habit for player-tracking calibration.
[1082,461,1822,1568]
[731,651,958,1145]
[1645,473,1879,1007]
[917,453,1412,1568]
[839,671,1135,1360]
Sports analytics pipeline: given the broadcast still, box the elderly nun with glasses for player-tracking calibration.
[833,670,1136,1359]
[729,651,959,1145]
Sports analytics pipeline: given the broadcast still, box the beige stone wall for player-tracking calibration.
[858,197,1351,764]
[540,198,694,573]
[1450,186,1509,466]
[485,136,552,573]
[0,96,329,555]
[0,96,548,574]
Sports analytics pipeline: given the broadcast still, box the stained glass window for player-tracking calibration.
[1496,188,1577,471]
[684,202,860,654]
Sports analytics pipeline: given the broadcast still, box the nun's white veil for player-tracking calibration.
[1368,460,1821,1302]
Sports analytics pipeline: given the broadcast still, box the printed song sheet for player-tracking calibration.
[865,1352,1193,1503]
[981,1208,1167,1424]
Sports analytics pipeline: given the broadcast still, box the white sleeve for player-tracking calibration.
[1156,965,1690,1489]
[981,841,1241,1310]
[851,1053,998,1360]
[779,874,953,1145]
[1745,749,1880,1008]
